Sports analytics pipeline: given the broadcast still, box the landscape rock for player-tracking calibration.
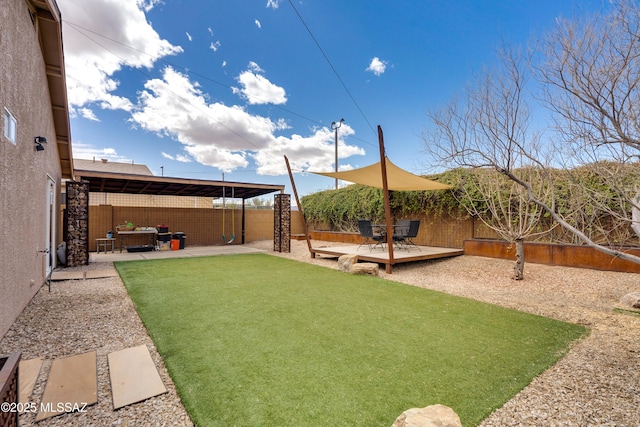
[620,292,640,309]
[350,262,379,276]
[391,404,462,427]
[337,254,358,272]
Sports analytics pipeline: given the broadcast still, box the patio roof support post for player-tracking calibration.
[378,125,394,274]
[284,156,315,258]
[241,197,246,244]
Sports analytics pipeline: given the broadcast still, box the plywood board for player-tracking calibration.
[108,345,167,409]
[19,357,43,405]
[36,351,97,421]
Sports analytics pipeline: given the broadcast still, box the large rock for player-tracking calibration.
[391,404,462,427]
[620,292,640,309]
[350,262,379,276]
[337,254,358,272]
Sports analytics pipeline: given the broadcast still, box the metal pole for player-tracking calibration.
[284,156,314,257]
[331,118,344,190]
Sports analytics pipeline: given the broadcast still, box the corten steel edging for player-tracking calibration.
[309,231,362,244]
[463,239,640,273]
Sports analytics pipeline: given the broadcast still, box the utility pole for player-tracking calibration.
[331,118,344,190]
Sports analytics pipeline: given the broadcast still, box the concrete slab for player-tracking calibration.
[90,245,265,263]
[85,269,118,279]
[50,271,84,281]
[36,351,97,421]
[108,345,166,409]
[19,357,43,405]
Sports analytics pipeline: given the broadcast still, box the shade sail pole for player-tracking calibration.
[284,156,314,257]
[378,125,394,274]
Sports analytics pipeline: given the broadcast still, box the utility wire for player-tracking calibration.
[64,20,264,150]
[64,19,378,149]
[287,0,377,137]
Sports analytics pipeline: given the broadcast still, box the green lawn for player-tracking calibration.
[116,254,587,427]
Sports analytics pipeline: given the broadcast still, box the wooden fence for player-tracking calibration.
[85,204,640,273]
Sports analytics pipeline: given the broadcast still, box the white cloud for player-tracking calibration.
[130,67,363,174]
[162,151,192,163]
[57,0,182,116]
[139,0,161,12]
[255,19,262,29]
[231,62,287,105]
[266,0,280,9]
[252,125,365,175]
[366,57,387,76]
[71,142,131,163]
[79,108,99,121]
[248,61,264,73]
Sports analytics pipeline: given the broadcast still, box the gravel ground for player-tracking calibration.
[1,240,639,426]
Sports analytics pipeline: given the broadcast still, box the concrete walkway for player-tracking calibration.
[89,244,265,263]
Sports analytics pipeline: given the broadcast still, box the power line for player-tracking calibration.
[63,18,379,156]
[287,0,377,137]
[64,19,376,146]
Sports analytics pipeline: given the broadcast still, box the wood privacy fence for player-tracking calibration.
[87,205,306,252]
[88,205,482,252]
[86,205,640,273]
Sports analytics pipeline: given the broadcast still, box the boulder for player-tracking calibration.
[391,404,462,427]
[350,263,379,276]
[620,292,640,309]
[337,254,358,272]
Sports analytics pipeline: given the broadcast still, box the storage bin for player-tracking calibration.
[172,232,186,249]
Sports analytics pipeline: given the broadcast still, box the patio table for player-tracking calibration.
[117,228,158,252]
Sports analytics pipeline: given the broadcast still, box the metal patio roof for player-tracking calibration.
[74,169,284,200]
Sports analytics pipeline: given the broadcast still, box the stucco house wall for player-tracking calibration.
[0,0,71,338]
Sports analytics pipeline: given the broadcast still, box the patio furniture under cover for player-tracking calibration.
[358,219,385,251]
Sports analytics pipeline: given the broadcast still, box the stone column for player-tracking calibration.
[274,194,291,253]
[66,181,90,266]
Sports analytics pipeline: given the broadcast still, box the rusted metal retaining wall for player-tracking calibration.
[464,239,640,273]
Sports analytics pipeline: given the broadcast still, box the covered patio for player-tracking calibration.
[287,125,460,273]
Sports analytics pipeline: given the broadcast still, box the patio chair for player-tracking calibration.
[392,219,411,250]
[404,220,421,251]
[357,219,385,251]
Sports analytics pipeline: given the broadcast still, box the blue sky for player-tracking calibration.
[58,0,605,199]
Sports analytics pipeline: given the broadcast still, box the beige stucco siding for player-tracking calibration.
[0,0,63,338]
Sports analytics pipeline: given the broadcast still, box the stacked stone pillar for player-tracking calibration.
[274,194,291,253]
[66,181,90,266]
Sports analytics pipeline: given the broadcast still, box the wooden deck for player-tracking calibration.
[310,244,464,266]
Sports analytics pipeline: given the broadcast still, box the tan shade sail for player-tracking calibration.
[313,157,452,191]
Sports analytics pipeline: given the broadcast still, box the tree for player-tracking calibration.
[426,0,640,269]
[427,47,551,279]
[534,0,640,259]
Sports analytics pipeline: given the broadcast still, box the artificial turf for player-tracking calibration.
[116,254,587,426]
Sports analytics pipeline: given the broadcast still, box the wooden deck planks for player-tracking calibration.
[311,244,463,265]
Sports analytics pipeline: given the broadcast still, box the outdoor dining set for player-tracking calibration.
[357,219,421,252]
